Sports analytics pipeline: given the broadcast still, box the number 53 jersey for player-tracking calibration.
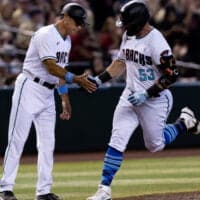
[117,28,172,93]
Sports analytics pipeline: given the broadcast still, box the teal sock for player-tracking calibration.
[101,146,123,186]
[164,121,186,144]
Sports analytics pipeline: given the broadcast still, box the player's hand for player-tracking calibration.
[74,73,97,93]
[60,95,72,120]
[87,75,101,88]
[128,90,149,106]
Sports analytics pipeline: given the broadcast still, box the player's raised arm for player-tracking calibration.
[88,59,126,87]
[106,60,126,78]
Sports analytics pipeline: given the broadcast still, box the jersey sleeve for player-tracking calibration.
[34,30,57,62]
[151,31,172,65]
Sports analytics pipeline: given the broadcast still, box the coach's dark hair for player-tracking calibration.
[60,3,88,26]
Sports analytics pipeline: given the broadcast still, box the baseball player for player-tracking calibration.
[0,3,96,200]
[87,1,200,200]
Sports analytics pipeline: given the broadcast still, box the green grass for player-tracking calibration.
[1,156,200,200]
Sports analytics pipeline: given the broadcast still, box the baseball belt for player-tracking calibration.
[23,69,56,90]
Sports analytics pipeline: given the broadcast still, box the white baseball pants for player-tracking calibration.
[109,88,173,152]
[0,73,56,195]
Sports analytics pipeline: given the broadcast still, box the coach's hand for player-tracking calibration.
[60,94,71,120]
[74,73,97,93]
[128,90,149,106]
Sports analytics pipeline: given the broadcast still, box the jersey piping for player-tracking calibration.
[2,78,28,174]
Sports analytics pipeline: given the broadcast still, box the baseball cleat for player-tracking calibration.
[0,191,17,200]
[36,193,61,200]
[179,107,200,134]
[193,121,200,135]
[86,184,112,200]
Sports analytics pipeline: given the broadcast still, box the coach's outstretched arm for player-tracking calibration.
[89,59,126,86]
[43,59,97,93]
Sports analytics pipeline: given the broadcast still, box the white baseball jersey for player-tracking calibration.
[118,28,172,93]
[23,24,71,84]
[0,24,71,196]
[109,28,173,152]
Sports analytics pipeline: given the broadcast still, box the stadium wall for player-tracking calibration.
[0,84,200,155]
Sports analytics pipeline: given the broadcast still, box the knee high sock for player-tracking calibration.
[164,121,187,145]
[101,146,123,186]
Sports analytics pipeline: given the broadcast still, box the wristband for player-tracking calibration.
[57,84,68,95]
[98,71,112,83]
[147,83,163,97]
[65,72,75,83]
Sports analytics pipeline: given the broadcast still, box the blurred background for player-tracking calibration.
[0,0,200,87]
[0,0,200,154]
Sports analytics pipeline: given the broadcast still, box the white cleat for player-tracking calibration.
[193,121,200,135]
[179,107,199,134]
[86,184,112,200]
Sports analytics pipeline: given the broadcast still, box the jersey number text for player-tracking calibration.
[138,68,155,81]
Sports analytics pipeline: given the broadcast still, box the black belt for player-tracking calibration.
[33,77,56,90]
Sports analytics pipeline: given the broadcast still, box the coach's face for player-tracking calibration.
[63,15,82,35]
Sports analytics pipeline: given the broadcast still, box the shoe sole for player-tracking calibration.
[87,198,112,200]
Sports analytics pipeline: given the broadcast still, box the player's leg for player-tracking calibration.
[33,102,58,199]
[0,75,33,198]
[161,104,199,145]
[140,90,198,152]
[138,89,174,152]
[172,107,199,133]
[87,101,139,200]
[163,106,199,144]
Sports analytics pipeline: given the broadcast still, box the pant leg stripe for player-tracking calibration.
[2,78,28,173]
[164,94,170,116]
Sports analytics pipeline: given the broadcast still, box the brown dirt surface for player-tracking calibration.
[0,148,200,164]
[51,147,200,163]
[115,191,200,200]
[1,148,200,164]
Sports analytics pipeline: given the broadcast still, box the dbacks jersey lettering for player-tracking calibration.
[117,28,172,93]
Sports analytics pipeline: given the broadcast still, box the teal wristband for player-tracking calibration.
[65,72,75,83]
[57,84,68,95]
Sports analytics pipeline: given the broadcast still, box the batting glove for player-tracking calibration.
[128,90,149,106]
[87,75,102,87]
